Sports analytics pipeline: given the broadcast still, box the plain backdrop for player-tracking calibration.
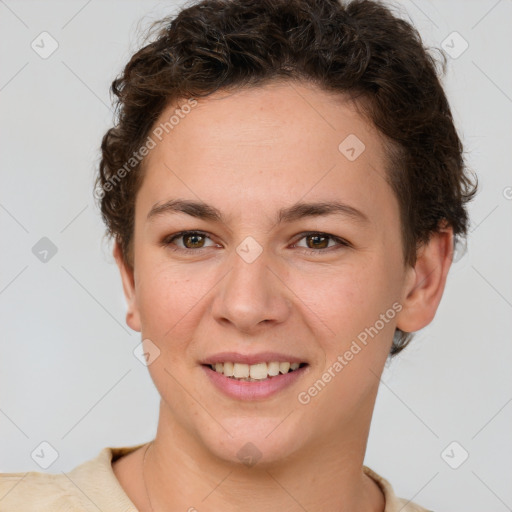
[1,1,511,510]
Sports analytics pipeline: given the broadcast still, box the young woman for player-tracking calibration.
[0,0,476,510]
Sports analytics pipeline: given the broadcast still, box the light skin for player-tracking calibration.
[112,80,453,511]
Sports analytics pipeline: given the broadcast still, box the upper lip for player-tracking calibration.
[201,352,307,366]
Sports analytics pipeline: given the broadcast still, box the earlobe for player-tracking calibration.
[113,240,142,332]
[396,226,454,334]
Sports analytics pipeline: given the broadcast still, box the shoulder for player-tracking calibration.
[0,470,79,511]
[0,444,145,512]
[395,496,434,512]
[363,465,433,512]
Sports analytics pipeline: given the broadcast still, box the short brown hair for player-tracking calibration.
[95,0,477,356]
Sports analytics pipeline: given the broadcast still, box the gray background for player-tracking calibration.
[1,1,511,510]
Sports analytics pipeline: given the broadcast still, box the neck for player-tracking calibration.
[142,401,384,512]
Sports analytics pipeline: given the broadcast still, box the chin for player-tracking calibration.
[195,416,307,469]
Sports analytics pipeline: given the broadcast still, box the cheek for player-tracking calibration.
[135,259,208,347]
[298,261,399,412]
[299,269,363,327]
[300,259,392,334]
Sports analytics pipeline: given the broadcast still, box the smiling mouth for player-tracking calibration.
[204,361,308,382]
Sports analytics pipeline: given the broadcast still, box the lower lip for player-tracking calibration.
[201,365,308,401]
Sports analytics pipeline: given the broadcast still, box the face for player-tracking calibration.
[116,81,436,466]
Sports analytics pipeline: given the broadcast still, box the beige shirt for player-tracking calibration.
[0,443,431,511]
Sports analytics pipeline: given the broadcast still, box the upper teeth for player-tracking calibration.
[211,362,301,380]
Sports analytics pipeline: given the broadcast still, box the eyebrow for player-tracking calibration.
[146,198,369,225]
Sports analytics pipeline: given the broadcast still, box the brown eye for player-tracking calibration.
[182,233,206,249]
[163,231,217,252]
[305,234,330,249]
[293,232,350,254]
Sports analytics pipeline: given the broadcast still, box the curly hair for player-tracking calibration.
[95,0,477,357]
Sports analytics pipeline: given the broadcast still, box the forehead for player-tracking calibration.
[137,81,397,229]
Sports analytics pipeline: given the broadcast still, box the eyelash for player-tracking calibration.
[161,230,351,255]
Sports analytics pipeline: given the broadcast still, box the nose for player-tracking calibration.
[211,248,292,334]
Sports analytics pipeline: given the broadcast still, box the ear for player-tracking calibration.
[396,225,454,333]
[113,240,141,332]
